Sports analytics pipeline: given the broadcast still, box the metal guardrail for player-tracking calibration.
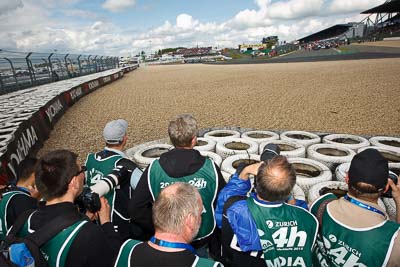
[0,49,120,95]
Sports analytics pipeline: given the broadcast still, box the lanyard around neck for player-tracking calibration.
[344,195,385,217]
[150,236,196,254]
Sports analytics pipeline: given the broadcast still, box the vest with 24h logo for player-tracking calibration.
[311,194,400,267]
[148,158,218,241]
[246,197,318,267]
[85,153,122,217]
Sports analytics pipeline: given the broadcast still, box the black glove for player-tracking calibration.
[110,163,134,183]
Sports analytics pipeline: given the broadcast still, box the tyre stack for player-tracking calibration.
[125,128,400,221]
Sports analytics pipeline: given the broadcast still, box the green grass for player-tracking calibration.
[337,46,358,54]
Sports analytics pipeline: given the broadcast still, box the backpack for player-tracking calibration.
[0,209,82,267]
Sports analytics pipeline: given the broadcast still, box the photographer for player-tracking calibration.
[85,119,142,240]
[310,148,400,266]
[12,149,121,267]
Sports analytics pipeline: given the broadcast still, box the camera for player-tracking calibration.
[75,187,101,213]
[382,171,398,198]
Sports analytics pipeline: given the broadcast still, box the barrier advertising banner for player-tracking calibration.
[0,67,135,183]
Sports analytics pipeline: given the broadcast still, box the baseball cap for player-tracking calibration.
[260,143,280,161]
[348,148,389,192]
[103,119,128,144]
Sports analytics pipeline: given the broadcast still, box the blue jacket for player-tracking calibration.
[215,173,308,252]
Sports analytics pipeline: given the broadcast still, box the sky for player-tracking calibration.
[0,0,386,56]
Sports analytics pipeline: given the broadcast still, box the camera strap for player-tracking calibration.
[149,236,196,254]
[344,195,385,217]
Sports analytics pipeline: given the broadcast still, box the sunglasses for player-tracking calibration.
[76,165,87,176]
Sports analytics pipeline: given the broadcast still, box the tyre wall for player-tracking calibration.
[0,65,138,184]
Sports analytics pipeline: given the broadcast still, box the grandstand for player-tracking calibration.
[361,0,400,40]
[298,0,400,43]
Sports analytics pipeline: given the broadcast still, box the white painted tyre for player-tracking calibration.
[308,181,348,204]
[292,184,306,201]
[335,162,351,182]
[221,171,232,183]
[241,130,279,144]
[125,138,170,161]
[133,143,173,169]
[307,144,356,171]
[288,157,332,195]
[323,134,370,151]
[389,163,400,176]
[216,138,259,159]
[280,130,321,148]
[194,137,216,152]
[221,154,260,175]
[369,136,400,153]
[358,146,400,164]
[204,129,240,142]
[0,134,13,146]
[260,140,306,158]
[383,197,397,221]
[199,151,223,167]
[308,181,387,212]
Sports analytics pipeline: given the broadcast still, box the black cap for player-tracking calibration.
[261,143,280,161]
[348,149,388,192]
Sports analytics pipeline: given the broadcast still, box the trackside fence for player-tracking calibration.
[0,50,120,95]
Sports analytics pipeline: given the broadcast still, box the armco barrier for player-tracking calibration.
[0,65,138,184]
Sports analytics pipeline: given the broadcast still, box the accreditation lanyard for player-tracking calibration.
[344,195,385,217]
[150,236,197,255]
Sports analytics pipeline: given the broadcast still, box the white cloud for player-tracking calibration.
[328,0,385,14]
[0,0,23,16]
[102,0,136,12]
[176,14,199,29]
[267,0,324,19]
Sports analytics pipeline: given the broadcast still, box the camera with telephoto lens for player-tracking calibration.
[75,187,101,213]
[382,171,398,198]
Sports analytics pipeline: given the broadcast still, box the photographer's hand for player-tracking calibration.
[97,197,111,225]
[85,210,98,221]
[239,162,263,180]
[388,179,400,223]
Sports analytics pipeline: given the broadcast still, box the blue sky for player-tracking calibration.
[0,0,386,56]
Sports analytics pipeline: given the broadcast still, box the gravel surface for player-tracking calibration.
[38,57,400,160]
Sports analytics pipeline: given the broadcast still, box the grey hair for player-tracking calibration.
[152,182,202,235]
[168,114,198,147]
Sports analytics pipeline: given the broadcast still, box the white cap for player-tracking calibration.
[103,119,128,144]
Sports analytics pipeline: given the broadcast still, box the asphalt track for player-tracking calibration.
[214,44,400,64]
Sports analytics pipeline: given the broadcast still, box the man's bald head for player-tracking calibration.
[255,155,296,202]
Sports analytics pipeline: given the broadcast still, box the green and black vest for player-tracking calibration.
[114,239,222,267]
[0,190,30,240]
[148,158,218,240]
[311,194,400,267]
[247,197,318,267]
[18,212,87,267]
[85,152,122,219]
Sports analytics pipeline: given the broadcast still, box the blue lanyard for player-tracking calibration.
[150,236,196,255]
[344,195,385,217]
